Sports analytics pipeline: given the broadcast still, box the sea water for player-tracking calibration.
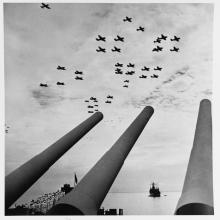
[101,192,181,215]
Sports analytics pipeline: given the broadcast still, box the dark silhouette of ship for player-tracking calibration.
[149,182,161,197]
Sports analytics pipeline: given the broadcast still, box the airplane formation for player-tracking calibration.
[74,70,84,80]
[37,9,181,114]
[153,34,180,52]
[5,124,10,134]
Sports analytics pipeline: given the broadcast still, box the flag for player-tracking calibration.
[74,173,78,185]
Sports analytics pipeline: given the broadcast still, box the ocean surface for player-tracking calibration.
[101,192,181,215]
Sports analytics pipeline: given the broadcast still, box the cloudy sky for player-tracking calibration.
[4,3,213,205]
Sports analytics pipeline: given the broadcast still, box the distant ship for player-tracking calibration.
[149,182,161,197]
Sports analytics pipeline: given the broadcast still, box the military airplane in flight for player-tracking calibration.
[57,65,66,70]
[125,71,135,75]
[141,66,150,71]
[75,76,83,80]
[85,100,89,103]
[96,46,106,53]
[114,35,124,42]
[127,63,135,68]
[170,46,179,52]
[96,35,106,42]
[139,75,147,78]
[90,97,97,101]
[107,95,113,99]
[88,105,94,108]
[136,26,145,32]
[159,34,168,40]
[154,38,161,43]
[115,68,123,74]
[40,3,51,9]
[105,100,112,104]
[115,68,122,72]
[57,82,65,85]
[151,74,159,78]
[115,62,123,67]
[124,80,129,83]
[152,46,163,52]
[40,83,48,87]
[123,85,128,88]
[94,104,99,107]
[154,66,162,71]
[88,111,94,113]
[111,46,121,53]
[123,16,132,22]
[75,70,83,75]
[170,35,180,42]
[94,109,99,112]
[93,100,98,103]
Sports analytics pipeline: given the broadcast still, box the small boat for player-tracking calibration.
[149,182,161,197]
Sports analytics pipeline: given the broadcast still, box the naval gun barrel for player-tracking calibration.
[48,106,154,215]
[175,99,214,215]
[5,112,103,210]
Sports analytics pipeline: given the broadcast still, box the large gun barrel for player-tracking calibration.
[5,112,103,210]
[48,106,154,215]
[175,99,213,215]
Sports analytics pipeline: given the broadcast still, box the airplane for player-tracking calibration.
[115,63,123,67]
[151,74,159,78]
[139,75,147,78]
[114,35,124,42]
[123,85,128,88]
[170,35,180,42]
[159,34,168,40]
[96,35,106,42]
[94,109,99,112]
[40,83,48,87]
[75,70,83,75]
[111,46,121,53]
[5,129,8,133]
[127,63,135,68]
[136,26,145,32]
[57,65,66,70]
[85,100,89,103]
[152,46,163,52]
[57,82,65,85]
[88,111,94,113]
[125,71,135,75]
[115,67,122,72]
[141,66,150,71]
[40,3,51,9]
[105,100,112,104]
[115,70,123,74]
[170,46,179,52]
[94,104,99,107]
[96,46,106,53]
[154,66,162,71]
[154,38,161,43]
[88,105,94,108]
[115,68,123,74]
[107,95,113,99]
[90,97,97,101]
[75,76,83,80]
[93,100,98,103]
[123,16,132,22]
[124,80,129,83]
